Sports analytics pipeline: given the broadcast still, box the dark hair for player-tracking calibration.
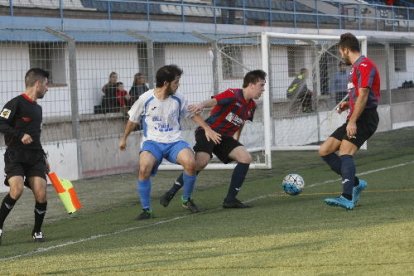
[116,82,123,87]
[338,33,360,52]
[25,68,49,88]
[242,70,267,88]
[155,65,183,88]
[133,72,145,85]
[299,68,308,75]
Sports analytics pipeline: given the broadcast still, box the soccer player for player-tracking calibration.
[159,70,267,209]
[119,65,221,219]
[0,68,50,244]
[320,33,380,210]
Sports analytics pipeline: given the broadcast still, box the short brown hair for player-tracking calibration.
[25,68,49,88]
[338,33,360,52]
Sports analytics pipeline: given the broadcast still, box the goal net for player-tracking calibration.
[260,32,367,150]
[159,33,273,170]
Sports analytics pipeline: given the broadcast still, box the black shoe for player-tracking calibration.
[223,198,251,209]
[182,198,200,213]
[160,191,175,207]
[136,209,153,220]
[32,231,45,242]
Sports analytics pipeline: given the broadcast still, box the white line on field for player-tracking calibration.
[1,159,413,261]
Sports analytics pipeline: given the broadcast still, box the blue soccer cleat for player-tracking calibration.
[353,179,367,205]
[324,195,354,210]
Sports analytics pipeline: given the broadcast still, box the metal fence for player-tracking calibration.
[1,0,414,33]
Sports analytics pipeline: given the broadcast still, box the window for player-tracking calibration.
[29,42,66,85]
[394,44,406,72]
[287,46,305,77]
[221,45,243,79]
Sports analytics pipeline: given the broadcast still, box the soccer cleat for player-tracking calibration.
[32,231,45,242]
[353,179,367,205]
[160,191,175,207]
[182,198,200,213]
[324,196,354,210]
[222,198,251,209]
[136,209,153,220]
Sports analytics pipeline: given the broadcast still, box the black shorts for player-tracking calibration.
[331,108,379,148]
[193,128,242,164]
[4,148,47,187]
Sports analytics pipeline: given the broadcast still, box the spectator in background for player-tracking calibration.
[116,82,130,114]
[101,72,118,113]
[129,73,149,107]
[286,68,313,113]
[330,61,349,104]
[221,0,236,24]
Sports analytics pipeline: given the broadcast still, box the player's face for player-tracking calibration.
[339,48,352,66]
[166,77,180,95]
[36,78,49,99]
[251,79,266,99]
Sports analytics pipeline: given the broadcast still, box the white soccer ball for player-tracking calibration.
[282,173,305,196]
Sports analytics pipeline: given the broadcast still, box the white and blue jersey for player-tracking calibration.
[128,89,192,143]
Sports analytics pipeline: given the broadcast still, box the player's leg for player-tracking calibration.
[0,152,25,245]
[160,129,214,207]
[0,176,24,245]
[223,144,252,208]
[169,141,199,213]
[136,142,160,220]
[319,136,342,176]
[28,175,48,242]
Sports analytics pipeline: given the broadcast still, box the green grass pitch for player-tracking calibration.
[0,127,413,274]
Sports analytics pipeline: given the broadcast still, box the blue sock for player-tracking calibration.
[322,153,342,175]
[137,179,151,210]
[182,172,197,201]
[340,155,355,199]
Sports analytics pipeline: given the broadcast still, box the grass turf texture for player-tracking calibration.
[0,127,413,274]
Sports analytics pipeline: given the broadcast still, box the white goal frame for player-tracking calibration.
[261,32,367,151]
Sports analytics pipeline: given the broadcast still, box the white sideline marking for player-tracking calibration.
[1,160,413,261]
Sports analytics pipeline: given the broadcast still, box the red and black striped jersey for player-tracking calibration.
[205,88,256,136]
[348,55,381,119]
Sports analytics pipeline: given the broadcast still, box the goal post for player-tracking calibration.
[260,32,367,151]
[159,33,273,170]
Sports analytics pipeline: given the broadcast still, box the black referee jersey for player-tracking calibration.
[0,93,43,150]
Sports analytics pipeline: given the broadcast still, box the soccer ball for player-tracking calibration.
[282,173,305,195]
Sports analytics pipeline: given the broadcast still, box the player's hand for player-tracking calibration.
[21,133,33,144]
[204,128,221,144]
[346,121,357,139]
[119,138,127,151]
[336,101,349,114]
[188,103,204,114]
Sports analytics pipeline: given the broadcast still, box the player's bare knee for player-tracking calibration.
[182,159,196,174]
[237,153,252,164]
[9,186,23,200]
[138,165,152,179]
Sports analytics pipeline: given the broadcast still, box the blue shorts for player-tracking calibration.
[141,140,191,176]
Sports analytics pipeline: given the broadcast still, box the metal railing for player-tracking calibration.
[2,0,414,32]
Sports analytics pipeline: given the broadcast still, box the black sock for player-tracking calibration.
[322,153,342,175]
[225,163,250,202]
[341,193,352,200]
[0,194,17,229]
[354,176,359,187]
[33,201,47,233]
[340,155,355,199]
[168,171,200,195]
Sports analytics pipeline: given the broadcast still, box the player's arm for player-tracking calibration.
[0,99,28,143]
[119,120,138,151]
[191,114,221,144]
[119,98,142,150]
[346,87,369,138]
[188,98,217,114]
